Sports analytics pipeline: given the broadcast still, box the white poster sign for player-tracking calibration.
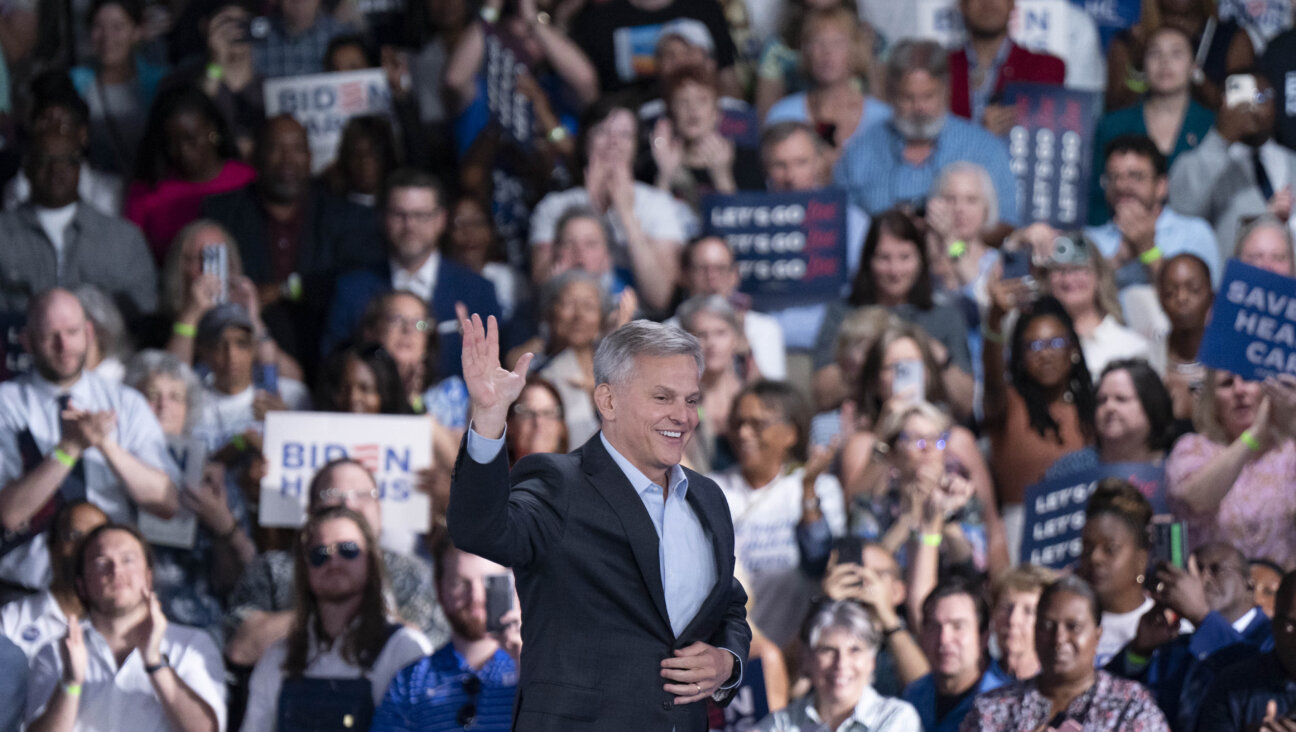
[260,412,432,539]
[138,437,207,549]
[263,69,393,173]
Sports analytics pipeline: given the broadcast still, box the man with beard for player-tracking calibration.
[1,501,108,659]
[947,0,1065,136]
[202,115,382,366]
[1084,134,1220,292]
[833,39,1018,225]
[1169,70,1296,259]
[1106,542,1272,731]
[372,539,521,731]
[24,523,226,731]
[0,290,178,604]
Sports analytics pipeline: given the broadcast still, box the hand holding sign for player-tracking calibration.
[458,303,533,439]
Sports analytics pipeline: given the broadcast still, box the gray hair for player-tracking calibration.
[932,161,999,231]
[886,38,948,96]
[1235,213,1296,262]
[123,349,204,434]
[554,205,615,253]
[675,294,741,335]
[593,320,703,388]
[760,120,826,162]
[541,269,614,320]
[72,284,132,363]
[803,600,881,652]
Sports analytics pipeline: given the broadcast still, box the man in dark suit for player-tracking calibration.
[320,170,499,377]
[448,313,750,731]
[202,115,382,367]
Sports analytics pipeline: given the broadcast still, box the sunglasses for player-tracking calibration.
[458,675,482,727]
[307,541,363,568]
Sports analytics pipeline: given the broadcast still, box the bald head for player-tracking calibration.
[257,115,311,204]
[26,289,92,387]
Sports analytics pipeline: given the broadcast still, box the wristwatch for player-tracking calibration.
[144,654,170,674]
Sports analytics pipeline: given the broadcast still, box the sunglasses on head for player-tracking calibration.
[307,541,362,567]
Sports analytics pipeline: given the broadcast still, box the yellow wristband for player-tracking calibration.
[173,322,197,338]
[1239,429,1262,452]
[52,448,77,468]
[62,682,82,696]
[1138,246,1163,265]
[921,533,943,547]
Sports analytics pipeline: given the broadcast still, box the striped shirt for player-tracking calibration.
[833,115,1020,225]
[372,643,518,732]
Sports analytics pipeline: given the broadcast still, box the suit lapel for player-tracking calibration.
[581,437,673,634]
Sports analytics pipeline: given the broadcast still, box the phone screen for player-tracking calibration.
[892,359,925,403]
[485,573,515,633]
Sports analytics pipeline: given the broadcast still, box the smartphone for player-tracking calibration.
[1001,248,1031,281]
[485,573,515,633]
[1225,74,1258,108]
[892,359,925,403]
[201,243,228,305]
[832,536,866,565]
[253,363,278,396]
[1149,521,1189,574]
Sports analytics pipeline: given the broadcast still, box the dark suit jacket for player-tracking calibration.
[948,42,1067,120]
[320,258,500,378]
[448,435,752,732]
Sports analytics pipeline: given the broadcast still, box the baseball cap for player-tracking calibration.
[656,19,715,56]
[196,302,255,346]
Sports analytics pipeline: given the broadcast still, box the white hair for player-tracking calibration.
[931,160,999,231]
[592,320,703,388]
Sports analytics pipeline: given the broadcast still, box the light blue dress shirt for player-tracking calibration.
[465,427,743,688]
[1084,206,1222,289]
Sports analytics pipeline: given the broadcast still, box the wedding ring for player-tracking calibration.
[653,137,667,147]
[693,683,701,695]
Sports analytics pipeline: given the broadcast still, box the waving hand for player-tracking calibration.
[457,303,533,439]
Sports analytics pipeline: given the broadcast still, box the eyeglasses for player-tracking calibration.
[307,541,363,567]
[897,431,949,451]
[730,416,784,433]
[457,675,482,727]
[511,404,562,421]
[1099,170,1153,188]
[315,487,379,504]
[381,314,429,333]
[1027,337,1069,353]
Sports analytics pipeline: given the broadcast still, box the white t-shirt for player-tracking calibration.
[711,466,845,647]
[0,590,67,660]
[192,379,311,452]
[34,203,77,270]
[1081,315,1152,378]
[1096,596,1154,668]
[240,624,432,732]
[26,620,228,731]
[528,183,693,270]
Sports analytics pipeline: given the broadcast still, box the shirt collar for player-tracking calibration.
[1232,606,1259,634]
[391,251,439,290]
[803,685,886,727]
[599,431,688,499]
[28,369,87,402]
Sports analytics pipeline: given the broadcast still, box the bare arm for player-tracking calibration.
[609,173,678,312]
[530,16,598,106]
[949,427,1009,575]
[99,438,178,518]
[223,610,295,667]
[150,666,219,732]
[1169,399,1272,514]
[0,444,80,531]
[443,22,486,113]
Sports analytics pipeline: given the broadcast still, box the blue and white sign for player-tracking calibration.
[1003,83,1100,229]
[264,69,393,173]
[260,412,432,543]
[701,189,848,311]
[1020,462,1165,569]
[1198,259,1296,381]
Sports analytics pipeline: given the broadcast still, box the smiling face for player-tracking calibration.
[90,2,139,68]
[596,354,701,485]
[1103,151,1165,213]
[921,594,983,685]
[508,384,565,457]
[80,528,152,618]
[1212,371,1263,441]
[809,626,875,707]
[1096,369,1151,448]
[870,232,922,305]
[730,392,798,479]
[143,373,189,436]
[586,108,637,169]
[1020,315,1074,390]
[1035,591,1101,683]
[337,356,382,415]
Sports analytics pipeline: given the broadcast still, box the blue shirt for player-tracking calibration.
[371,643,517,732]
[0,635,24,732]
[765,94,893,145]
[903,660,1012,732]
[834,115,1020,225]
[1084,206,1222,289]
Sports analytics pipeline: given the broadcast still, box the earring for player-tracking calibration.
[1070,352,1080,364]
[1136,573,1145,585]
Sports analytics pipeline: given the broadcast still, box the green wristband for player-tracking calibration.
[173,322,197,338]
[1239,429,1262,452]
[1126,649,1150,667]
[230,434,248,452]
[921,533,942,547]
[62,682,82,696]
[1138,246,1163,265]
[52,448,77,468]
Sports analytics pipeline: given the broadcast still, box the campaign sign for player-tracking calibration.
[707,658,768,732]
[915,0,963,46]
[701,189,847,311]
[484,27,535,147]
[1072,0,1141,50]
[1198,259,1296,381]
[1002,83,1100,230]
[264,69,393,173]
[0,311,29,382]
[138,437,208,549]
[260,412,431,536]
[1020,462,1165,569]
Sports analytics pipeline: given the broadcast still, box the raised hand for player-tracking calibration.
[61,615,88,685]
[458,303,533,439]
[138,588,168,666]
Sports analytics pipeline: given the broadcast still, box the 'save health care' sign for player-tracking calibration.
[1198,259,1296,380]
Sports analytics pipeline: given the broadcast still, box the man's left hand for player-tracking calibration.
[139,588,168,666]
[661,642,734,704]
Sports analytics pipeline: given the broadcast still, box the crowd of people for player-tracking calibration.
[0,0,1295,728]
